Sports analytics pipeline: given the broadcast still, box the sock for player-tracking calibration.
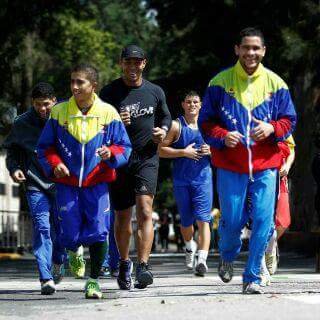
[89,241,108,279]
[260,255,270,276]
[197,250,208,264]
[185,240,193,252]
[266,230,277,254]
[76,245,84,256]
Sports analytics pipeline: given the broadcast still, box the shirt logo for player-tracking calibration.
[122,102,154,118]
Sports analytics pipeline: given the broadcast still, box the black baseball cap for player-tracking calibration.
[121,45,146,59]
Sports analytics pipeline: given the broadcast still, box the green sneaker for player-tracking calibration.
[68,250,86,278]
[85,278,103,299]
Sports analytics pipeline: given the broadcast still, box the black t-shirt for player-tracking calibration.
[100,78,171,154]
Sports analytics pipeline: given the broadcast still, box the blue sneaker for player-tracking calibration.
[99,266,111,278]
[134,262,153,289]
[117,259,133,290]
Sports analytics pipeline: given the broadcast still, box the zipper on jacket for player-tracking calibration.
[79,115,86,187]
[246,77,254,181]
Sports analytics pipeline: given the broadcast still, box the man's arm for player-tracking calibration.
[3,121,26,182]
[159,120,202,160]
[36,117,67,178]
[199,85,244,149]
[153,87,172,143]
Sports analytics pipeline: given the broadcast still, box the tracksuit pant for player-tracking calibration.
[26,190,66,281]
[102,209,120,270]
[216,168,277,284]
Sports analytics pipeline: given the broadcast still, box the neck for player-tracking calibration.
[75,95,95,111]
[122,76,143,87]
[240,61,259,76]
[184,114,198,125]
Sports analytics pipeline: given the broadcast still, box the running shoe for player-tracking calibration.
[195,261,208,277]
[68,250,86,278]
[134,262,153,289]
[85,278,103,299]
[218,259,233,283]
[99,266,111,278]
[242,282,264,294]
[117,259,133,290]
[52,263,65,284]
[41,280,56,295]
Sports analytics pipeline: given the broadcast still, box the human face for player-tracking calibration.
[32,97,56,119]
[235,36,266,75]
[120,58,146,86]
[70,72,96,105]
[181,95,201,117]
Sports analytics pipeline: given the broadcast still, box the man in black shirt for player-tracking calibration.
[100,45,171,290]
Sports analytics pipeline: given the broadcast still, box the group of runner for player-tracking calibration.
[3,26,297,297]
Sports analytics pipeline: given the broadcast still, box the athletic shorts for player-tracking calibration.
[275,176,291,229]
[55,183,110,250]
[173,182,213,227]
[110,151,159,211]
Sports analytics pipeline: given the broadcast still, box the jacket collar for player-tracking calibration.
[234,60,264,80]
[68,93,100,117]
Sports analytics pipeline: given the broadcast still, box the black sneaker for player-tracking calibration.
[117,259,133,290]
[134,262,153,289]
[218,259,233,283]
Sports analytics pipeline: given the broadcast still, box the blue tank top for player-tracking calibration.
[172,116,212,186]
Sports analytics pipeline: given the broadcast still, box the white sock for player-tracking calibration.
[266,230,277,254]
[197,250,208,264]
[185,240,193,251]
[260,255,269,276]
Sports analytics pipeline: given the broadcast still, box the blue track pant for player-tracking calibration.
[102,208,120,269]
[26,190,66,281]
[217,168,276,284]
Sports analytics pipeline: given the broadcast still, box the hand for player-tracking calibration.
[199,144,211,156]
[120,111,131,126]
[54,163,70,178]
[279,163,290,177]
[183,143,202,161]
[152,127,167,144]
[225,131,244,148]
[96,145,112,160]
[251,117,274,141]
[11,170,26,183]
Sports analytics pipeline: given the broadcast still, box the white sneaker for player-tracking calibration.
[260,255,271,286]
[242,282,264,294]
[185,240,197,270]
[265,246,278,275]
[41,280,56,295]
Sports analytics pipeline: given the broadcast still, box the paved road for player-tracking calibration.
[0,252,319,319]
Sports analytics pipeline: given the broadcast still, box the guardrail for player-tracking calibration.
[0,210,32,252]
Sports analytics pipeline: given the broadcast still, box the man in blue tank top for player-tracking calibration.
[159,91,213,276]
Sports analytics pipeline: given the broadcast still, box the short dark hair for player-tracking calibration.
[31,82,55,100]
[237,27,265,46]
[71,63,99,83]
[181,90,201,102]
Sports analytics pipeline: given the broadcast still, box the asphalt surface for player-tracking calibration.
[0,252,320,320]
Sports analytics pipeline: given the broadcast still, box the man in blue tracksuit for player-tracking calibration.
[3,83,65,295]
[199,27,297,294]
[37,64,132,299]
